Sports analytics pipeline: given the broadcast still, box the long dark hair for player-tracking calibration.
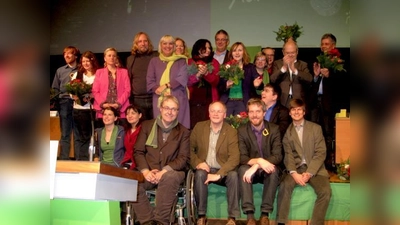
[191,39,214,63]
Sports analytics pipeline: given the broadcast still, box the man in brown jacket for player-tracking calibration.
[132,95,190,225]
[190,101,240,225]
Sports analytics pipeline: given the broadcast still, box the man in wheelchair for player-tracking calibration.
[131,96,190,225]
[190,101,241,225]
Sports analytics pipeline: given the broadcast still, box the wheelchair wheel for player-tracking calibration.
[185,170,197,225]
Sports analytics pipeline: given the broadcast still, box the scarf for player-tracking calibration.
[145,115,179,148]
[157,53,188,106]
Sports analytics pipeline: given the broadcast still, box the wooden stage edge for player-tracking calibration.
[56,161,144,182]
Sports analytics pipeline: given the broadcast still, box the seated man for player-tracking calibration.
[238,98,283,225]
[132,95,190,225]
[276,99,331,225]
[261,83,291,139]
[190,101,240,225]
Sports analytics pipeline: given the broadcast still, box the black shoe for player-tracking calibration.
[141,220,155,225]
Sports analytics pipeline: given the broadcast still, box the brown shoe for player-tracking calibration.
[259,216,269,225]
[197,217,207,225]
[246,218,257,225]
[226,218,236,225]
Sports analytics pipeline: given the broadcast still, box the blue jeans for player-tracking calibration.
[58,98,74,160]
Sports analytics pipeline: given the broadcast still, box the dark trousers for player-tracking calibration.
[131,170,185,225]
[58,99,74,160]
[131,94,153,121]
[310,96,335,169]
[276,166,331,225]
[72,109,95,160]
[194,168,240,218]
[238,165,281,214]
[226,100,246,117]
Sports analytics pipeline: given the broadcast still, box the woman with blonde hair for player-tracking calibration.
[175,37,190,57]
[147,35,190,128]
[218,42,258,116]
[92,47,131,127]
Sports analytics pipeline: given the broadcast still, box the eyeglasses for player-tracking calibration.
[215,38,227,42]
[161,106,179,113]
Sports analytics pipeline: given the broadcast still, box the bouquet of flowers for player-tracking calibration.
[187,60,214,75]
[317,48,346,72]
[337,158,350,181]
[65,79,92,105]
[274,22,303,42]
[226,111,249,129]
[218,60,244,85]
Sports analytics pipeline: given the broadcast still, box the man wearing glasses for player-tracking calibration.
[214,29,231,65]
[261,47,275,75]
[190,101,240,225]
[132,95,190,225]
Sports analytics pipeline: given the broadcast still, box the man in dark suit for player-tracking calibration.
[270,41,312,108]
[190,101,240,225]
[214,29,230,65]
[132,95,190,225]
[126,31,159,120]
[237,98,283,225]
[310,33,341,171]
[261,83,291,139]
[276,99,331,225]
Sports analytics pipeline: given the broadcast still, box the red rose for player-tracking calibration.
[239,111,248,118]
[328,48,341,57]
[197,60,206,66]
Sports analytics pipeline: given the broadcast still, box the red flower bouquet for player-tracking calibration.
[218,60,244,85]
[317,48,346,72]
[65,79,92,105]
[226,111,249,129]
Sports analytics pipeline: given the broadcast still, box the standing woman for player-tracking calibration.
[147,35,190,129]
[218,42,258,116]
[175,37,190,58]
[92,47,131,127]
[187,39,220,129]
[94,107,125,166]
[70,51,99,160]
[120,105,142,169]
[252,51,270,97]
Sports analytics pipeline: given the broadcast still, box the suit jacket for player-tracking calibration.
[190,120,240,176]
[310,70,342,114]
[92,67,131,118]
[270,59,312,106]
[282,120,329,177]
[134,119,190,172]
[269,103,291,139]
[237,121,282,166]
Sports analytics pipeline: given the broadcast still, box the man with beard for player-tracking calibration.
[51,46,79,160]
[126,32,159,120]
[237,98,282,225]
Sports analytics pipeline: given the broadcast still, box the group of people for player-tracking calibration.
[51,30,341,225]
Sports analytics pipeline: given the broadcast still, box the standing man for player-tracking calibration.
[276,99,331,225]
[261,83,291,139]
[126,31,159,120]
[262,47,275,75]
[238,98,283,225]
[270,41,312,109]
[132,95,190,225]
[310,33,340,171]
[190,101,240,225]
[51,46,79,160]
[214,29,230,65]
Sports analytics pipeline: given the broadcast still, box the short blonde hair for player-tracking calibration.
[158,35,175,54]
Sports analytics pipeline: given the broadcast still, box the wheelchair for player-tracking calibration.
[124,169,197,225]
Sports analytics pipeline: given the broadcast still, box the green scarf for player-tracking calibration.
[256,70,270,95]
[157,53,188,107]
[145,115,179,148]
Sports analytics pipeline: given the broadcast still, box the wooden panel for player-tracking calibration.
[50,116,74,158]
[56,161,144,182]
[269,221,349,225]
[335,117,350,163]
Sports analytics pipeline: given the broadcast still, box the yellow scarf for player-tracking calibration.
[158,53,188,106]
